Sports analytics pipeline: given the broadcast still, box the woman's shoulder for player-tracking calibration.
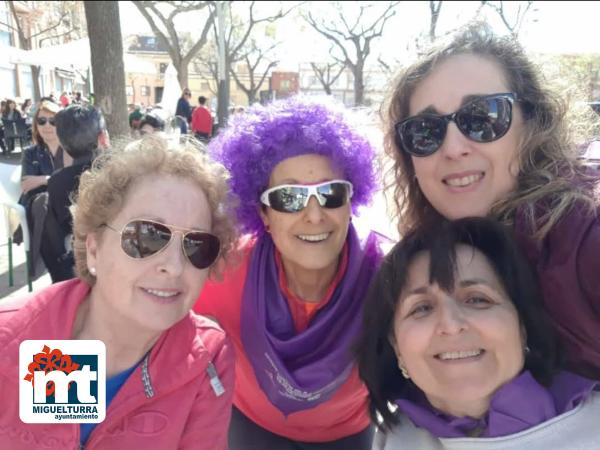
[22,143,46,157]
[379,394,600,450]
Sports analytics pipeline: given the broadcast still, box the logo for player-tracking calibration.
[19,340,106,423]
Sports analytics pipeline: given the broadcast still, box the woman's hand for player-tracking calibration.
[21,175,49,194]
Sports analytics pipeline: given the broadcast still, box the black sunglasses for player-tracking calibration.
[103,219,220,270]
[395,93,516,157]
[36,117,56,127]
[260,180,353,213]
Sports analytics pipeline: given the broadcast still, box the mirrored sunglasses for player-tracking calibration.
[395,93,516,157]
[36,117,56,127]
[104,219,220,270]
[260,180,353,213]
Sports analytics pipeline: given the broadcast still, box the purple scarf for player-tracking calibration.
[396,371,598,438]
[241,224,385,415]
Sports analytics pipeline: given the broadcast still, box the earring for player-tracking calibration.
[524,345,531,354]
[89,267,96,276]
[264,224,270,233]
[398,362,410,380]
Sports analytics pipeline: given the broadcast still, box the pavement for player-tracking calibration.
[0,144,52,302]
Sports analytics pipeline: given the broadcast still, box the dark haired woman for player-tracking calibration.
[357,218,598,449]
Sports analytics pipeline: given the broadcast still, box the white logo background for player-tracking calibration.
[19,340,106,424]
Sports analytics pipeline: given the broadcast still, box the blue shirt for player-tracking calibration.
[80,363,138,445]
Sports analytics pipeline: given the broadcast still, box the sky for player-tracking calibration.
[118,1,600,71]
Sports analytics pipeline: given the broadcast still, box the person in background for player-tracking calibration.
[176,88,193,126]
[128,104,143,131]
[18,100,72,275]
[59,91,70,107]
[0,135,236,449]
[21,99,33,123]
[384,24,600,379]
[139,112,166,135]
[357,217,599,449]
[73,91,83,104]
[41,104,110,282]
[192,95,213,143]
[1,99,24,153]
[0,99,6,155]
[194,97,389,449]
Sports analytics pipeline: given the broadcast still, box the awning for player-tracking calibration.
[55,68,76,79]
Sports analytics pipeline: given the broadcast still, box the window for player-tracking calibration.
[0,3,12,47]
[159,63,168,74]
[141,86,150,96]
[280,80,290,90]
[126,86,134,96]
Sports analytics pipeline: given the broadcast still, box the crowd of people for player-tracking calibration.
[0,92,88,155]
[0,24,598,450]
[128,89,216,143]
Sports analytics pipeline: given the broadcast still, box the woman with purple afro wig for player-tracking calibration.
[193,96,390,449]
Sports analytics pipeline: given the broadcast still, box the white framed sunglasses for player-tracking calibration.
[260,180,354,213]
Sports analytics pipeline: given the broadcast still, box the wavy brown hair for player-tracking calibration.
[70,134,238,285]
[383,23,597,240]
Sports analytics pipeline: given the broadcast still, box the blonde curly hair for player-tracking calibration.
[70,134,238,285]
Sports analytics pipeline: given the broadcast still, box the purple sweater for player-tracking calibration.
[514,189,600,379]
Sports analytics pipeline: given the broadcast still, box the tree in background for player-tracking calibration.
[195,1,293,124]
[481,0,534,38]
[304,1,399,106]
[310,59,347,96]
[1,1,85,101]
[84,1,128,138]
[132,1,215,89]
[231,39,279,105]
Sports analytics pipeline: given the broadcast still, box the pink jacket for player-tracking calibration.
[0,279,234,450]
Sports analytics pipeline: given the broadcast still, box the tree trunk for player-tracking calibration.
[176,63,189,90]
[84,1,129,139]
[31,65,42,102]
[353,66,364,106]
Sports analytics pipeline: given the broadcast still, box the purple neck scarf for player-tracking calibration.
[241,224,385,415]
[396,371,598,438]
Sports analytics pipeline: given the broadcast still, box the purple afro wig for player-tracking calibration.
[209,96,378,235]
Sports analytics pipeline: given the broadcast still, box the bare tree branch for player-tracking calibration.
[230,39,279,104]
[132,0,216,88]
[429,1,443,42]
[304,1,399,105]
[310,60,346,95]
[483,0,533,37]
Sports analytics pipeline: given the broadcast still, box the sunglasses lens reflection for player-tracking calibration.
[119,220,220,269]
[398,95,514,157]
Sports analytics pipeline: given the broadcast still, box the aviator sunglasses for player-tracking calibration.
[395,93,517,157]
[260,180,353,213]
[103,219,220,270]
[36,117,56,127]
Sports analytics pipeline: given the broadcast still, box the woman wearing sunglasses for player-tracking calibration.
[0,135,236,449]
[384,24,599,379]
[193,97,388,449]
[356,218,599,449]
[20,100,73,198]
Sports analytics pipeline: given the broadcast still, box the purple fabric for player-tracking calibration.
[240,224,384,415]
[512,170,600,379]
[396,371,598,438]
